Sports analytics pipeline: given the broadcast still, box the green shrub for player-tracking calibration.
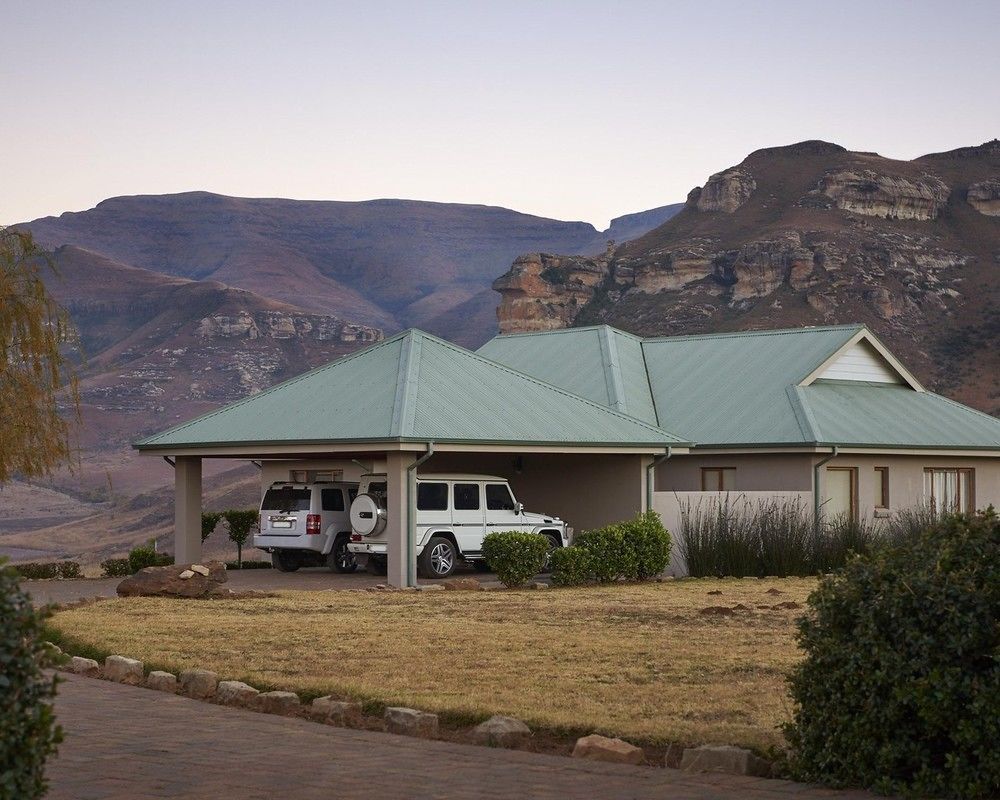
[56,562,81,579]
[11,563,59,580]
[549,546,593,586]
[0,558,63,799]
[224,559,272,570]
[99,558,131,577]
[574,524,636,582]
[201,511,223,543]
[481,531,549,588]
[223,509,259,569]
[127,542,172,574]
[620,511,671,579]
[785,508,1000,798]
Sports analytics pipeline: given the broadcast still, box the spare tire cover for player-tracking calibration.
[350,493,387,537]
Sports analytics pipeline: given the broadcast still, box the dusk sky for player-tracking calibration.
[5,0,999,228]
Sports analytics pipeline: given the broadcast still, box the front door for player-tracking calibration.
[824,467,857,522]
[485,482,522,535]
[451,482,485,554]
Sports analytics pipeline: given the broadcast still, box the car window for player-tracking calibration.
[348,488,358,502]
[453,483,480,510]
[417,482,448,511]
[321,488,344,511]
[486,483,516,511]
[261,487,311,513]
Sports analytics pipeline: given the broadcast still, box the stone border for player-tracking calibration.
[51,642,773,777]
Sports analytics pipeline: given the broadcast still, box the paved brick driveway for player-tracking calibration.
[48,674,875,800]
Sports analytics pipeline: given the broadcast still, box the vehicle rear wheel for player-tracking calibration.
[272,550,301,572]
[540,533,562,573]
[418,536,457,579]
[328,535,358,574]
[366,555,388,576]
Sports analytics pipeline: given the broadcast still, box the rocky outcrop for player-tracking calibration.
[196,311,380,344]
[693,168,756,213]
[116,561,227,598]
[817,170,950,220]
[967,179,1000,216]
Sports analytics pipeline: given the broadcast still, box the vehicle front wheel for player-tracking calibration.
[272,550,301,572]
[328,535,358,574]
[418,536,458,579]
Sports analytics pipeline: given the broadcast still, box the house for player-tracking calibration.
[137,323,1000,586]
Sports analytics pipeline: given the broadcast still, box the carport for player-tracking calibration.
[135,330,689,587]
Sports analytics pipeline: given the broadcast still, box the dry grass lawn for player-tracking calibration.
[50,578,817,751]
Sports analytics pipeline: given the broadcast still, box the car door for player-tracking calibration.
[451,481,485,554]
[415,480,451,547]
[485,482,522,540]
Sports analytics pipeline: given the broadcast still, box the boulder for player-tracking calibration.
[255,691,301,715]
[104,655,144,685]
[471,715,531,747]
[680,745,772,777]
[442,577,481,591]
[179,668,218,699]
[116,561,227,598]
[571,734,644,765]
[146,671,177,692]
[69,656,100,677]
[310,696,362,725]
[216,680,259,706]
[384,707,439,737]
[190,564,210,576]
[664,743,686,769]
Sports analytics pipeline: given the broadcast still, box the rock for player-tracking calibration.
[310,696,362,725]
[530,582,548,590]
[69,656,100,677]
[695,167,757,213]
[116,561,227,598]
[384,707,439,737]
[146,671,177,692]
[470,715,531,748]
[414,584,444,592]
[255,691,301,715]
[664,743,686,769]
[190,564,211,576]
[216,680,259,706]
[571,734,644,765]
[818,169,950,220]
[967,179,1000,216]
[104,655,144,685]
[680,744,772,777]
[442,577,481,591]
[179,669,218,699]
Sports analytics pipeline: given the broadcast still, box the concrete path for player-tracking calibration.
[48,674,875,800]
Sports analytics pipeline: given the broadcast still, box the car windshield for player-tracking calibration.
[261,487,311,513]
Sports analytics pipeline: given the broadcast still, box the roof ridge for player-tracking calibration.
[390,332,422,438]
[785,385,821,443]
[643,324,865,344]
[598,326,629,414]
[486,324,644,342]
[134,335,401,446]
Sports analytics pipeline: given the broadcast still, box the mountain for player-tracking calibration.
[24,193,682,348]
[494,140,1000,415]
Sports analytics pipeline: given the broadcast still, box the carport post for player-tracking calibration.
[174,456,202,565]
[385,452,416,588]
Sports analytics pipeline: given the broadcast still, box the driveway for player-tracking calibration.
[48,674,876,800]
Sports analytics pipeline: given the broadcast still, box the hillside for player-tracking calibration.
[494,140,1000,414]
[25,194,682,348]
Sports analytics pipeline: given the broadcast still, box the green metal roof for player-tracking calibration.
[136,329,688,451]
[479,324,1000,450]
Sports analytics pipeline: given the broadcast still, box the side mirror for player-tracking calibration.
[515,502,524,515]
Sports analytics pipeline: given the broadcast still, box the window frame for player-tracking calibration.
[700,467,736,491]
[485,483,517,511]
[826,466,859,521]
[416,481,449,512]
[923,468,975,513]
[874,467,890,510]
[453,482,481,511]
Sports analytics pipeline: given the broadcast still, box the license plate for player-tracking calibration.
[271,521,293,529]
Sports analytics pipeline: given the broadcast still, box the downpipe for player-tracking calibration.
[406,442,435,587]
[646,447,672,512]
[813,446,839,531]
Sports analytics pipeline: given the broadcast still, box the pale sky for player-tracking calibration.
[4,0,999,228]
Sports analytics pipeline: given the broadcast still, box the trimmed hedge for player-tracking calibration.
[550,546,593,586]
[785,508,1000,798]
[571,511,671,583]
[127,543,172,574]
[0,558,63,798]
[11,562,81,581]
[481,531,549,588]
[627,511,672,579]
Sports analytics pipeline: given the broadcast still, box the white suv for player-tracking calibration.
[347,473,570,578]
[255,481,359,573]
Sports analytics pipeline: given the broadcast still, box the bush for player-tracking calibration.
[127,542,172,574]
[12,562,82,581]
[0,558,63,798]
[574,524,635,582]
[620,511,671,579]
[549,546,593,586]
[481,531,549,588]
[785,508,1000,798]
[224,559,272,570]
[99,558,131,577]
[223,509,259,569]
[201,511,223,543]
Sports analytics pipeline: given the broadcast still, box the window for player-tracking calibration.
[261,487,311,513]
[701,467,736,491]
[453,483,480,510]
[874,467,889,509]
[417,482,448,511]
[321,489,344,512]
[486,483,516,511]
[825,467,858,521]
[923,468,974,513]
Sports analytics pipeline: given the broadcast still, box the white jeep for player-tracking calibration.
[347,473,570,578]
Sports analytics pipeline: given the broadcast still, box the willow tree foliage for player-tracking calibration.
[0,228,80,482]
